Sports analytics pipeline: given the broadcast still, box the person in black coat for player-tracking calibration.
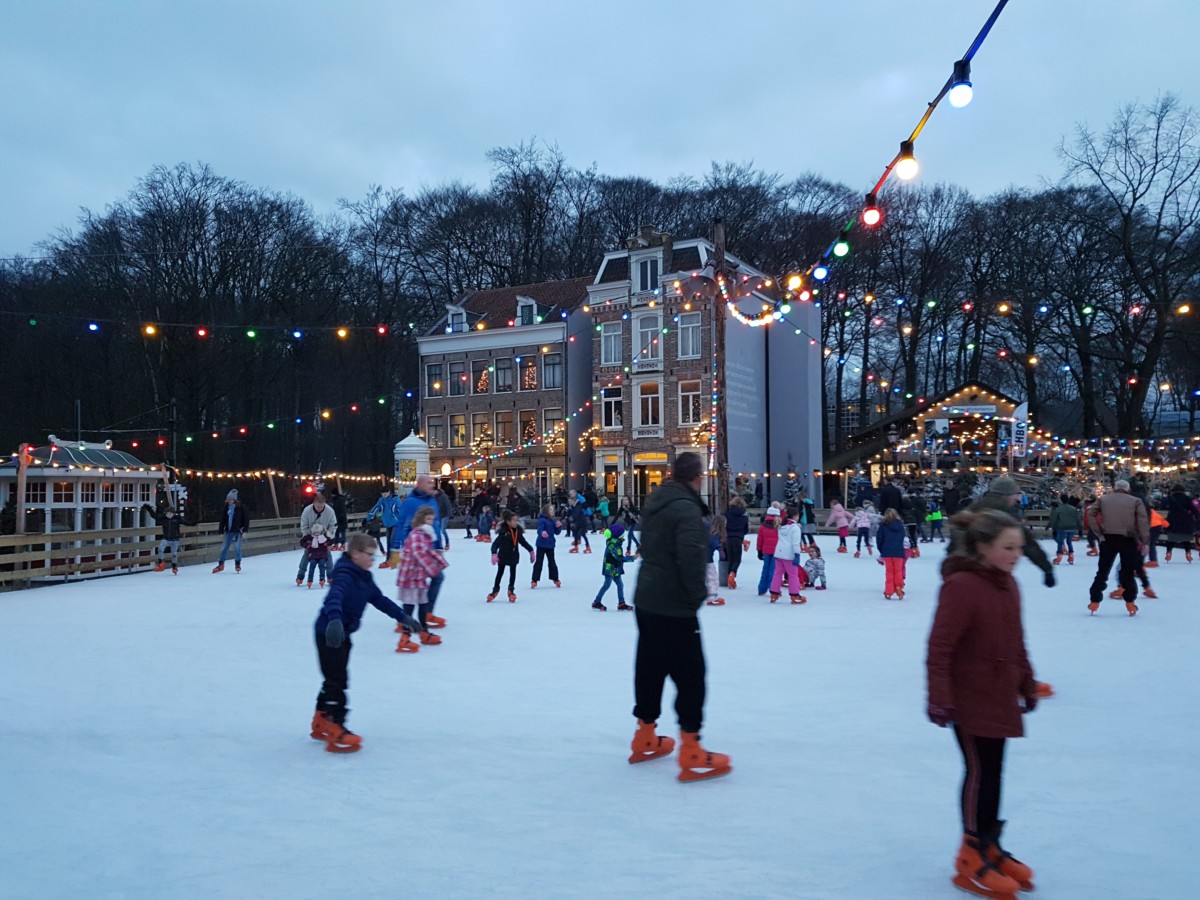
[329,490,348,549]
[489,510,535,600]
[878,479,904,515]
[214,489,250,573]
[942,484,961,517]
[721,496,750,589]
[142,503,183,572]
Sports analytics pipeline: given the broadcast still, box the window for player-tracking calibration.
[25,481,46,503]
[678,312,702,359]
[638,258,660,292]
[121,483,135,503]
[542,352,562,389]
[679,380,703,425]
[472,412,491,447]
[426,416,445,449]
[519,301,536,326]
[140,484,152,503]
[448,361,466,396]
[448,311,466,333]
[494,358,513,393]
[544,409,564,447]
[495,410,514,446]
[425,363,444,397]
[449,414,466,448]
[472,360,491,394]
[80,482,96,503]
[636,314,661,360]
[601,321,622,366]
[519,356,538,391]
[602,386,623,429]
[638,382,661,426]
[101,483,115,503]
[519,410,538,445]
[53,482,74,503]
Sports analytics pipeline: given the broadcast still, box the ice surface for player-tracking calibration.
[2,533,1195,899]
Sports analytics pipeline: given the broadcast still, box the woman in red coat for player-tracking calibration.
[926,509,1039,898]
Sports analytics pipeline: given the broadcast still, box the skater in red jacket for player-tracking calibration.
[926,509,1039,898]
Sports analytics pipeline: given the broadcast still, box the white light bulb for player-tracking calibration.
[948,82,973,108]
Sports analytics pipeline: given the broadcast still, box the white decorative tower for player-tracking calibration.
[393,431,430,492]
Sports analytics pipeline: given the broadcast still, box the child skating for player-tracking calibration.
[851,505,874,557]
[476,505,495,543]
[394,506,449,652]
[755,506,780,596]
[927,509,1039,897]
[877,508,908,599]
[302,523,332,588]
[593,522,637,611]
[803,545,827,590]
[311,533,431,752]
[532,503,562,588]
[489,510,534,602]
[824,500,854,553]
[143,503,182,573]
[704,514,727,606]
[769,506,806,604]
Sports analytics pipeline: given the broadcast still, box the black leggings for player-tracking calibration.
[954,727,1006,836]
[401,603,428,630]
[633,609,706,733]
[315,634,352,725]
[492,561,517,593]
[532,548,558,582]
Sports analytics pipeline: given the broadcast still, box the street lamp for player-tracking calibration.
[888,424,900,476]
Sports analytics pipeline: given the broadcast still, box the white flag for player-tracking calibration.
[1011,402,1028,458]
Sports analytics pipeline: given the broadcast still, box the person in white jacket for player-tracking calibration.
[768,507,807,604]
[295,493,339,586]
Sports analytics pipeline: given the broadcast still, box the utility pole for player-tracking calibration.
[712,218,730,516]
[168,397,177,468]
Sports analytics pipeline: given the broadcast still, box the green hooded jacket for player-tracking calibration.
[632,479,709,616]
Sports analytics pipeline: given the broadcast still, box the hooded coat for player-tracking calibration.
[631,479,709,617]
[926,555,1037,739]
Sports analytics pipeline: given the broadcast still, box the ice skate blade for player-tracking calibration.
[951,873,1017,899]
[705,598,725,605]
[678,764,732,783]
[628,747,674,764]
[395,644,420,653]
[324,742,361,753]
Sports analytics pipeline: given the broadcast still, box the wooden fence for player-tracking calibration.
[0,515,367,590]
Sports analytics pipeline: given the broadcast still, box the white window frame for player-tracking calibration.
[448,361,466,396]
[472,359,491,394]
[636,381,661,427]
[677,312,702,360]
[425,363,444,397]
[679,379,703,425]
[542,351,563,390]
[638,258,660,292]
[518,300,536,326]
[448,311,466,333]
[426,415,445,449]
[600,321,622,366]
[518,355,538,391]
[495,410,515,446]
[494,358,513,393]
[601,386,623,430]
[449,414,466,448]
[636,314,661,361]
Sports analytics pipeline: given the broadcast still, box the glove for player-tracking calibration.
[793,555,801,567]
[927,704,956,727]
[1022,693,1038,714]
[324,618,345,649]
[491,554,499,565]
[529,551,536,564]
[757,550,764,561]
[1043,571,1056,588]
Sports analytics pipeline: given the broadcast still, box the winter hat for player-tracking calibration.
[766,506,781,517]
[226,489,239,501]
[988,476,1020,496]
[311,523,325,535]
[607,522,625,539]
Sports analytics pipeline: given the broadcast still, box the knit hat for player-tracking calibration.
[226,489,239,501]
[988,476,1019,496]
[607,522,625,539]
[766,506,781,517]
[311,523,325,535]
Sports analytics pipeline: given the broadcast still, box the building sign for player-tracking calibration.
[1011,403,1028,458]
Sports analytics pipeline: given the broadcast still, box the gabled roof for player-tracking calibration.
[1,445,152,470]
[428,276,592,334]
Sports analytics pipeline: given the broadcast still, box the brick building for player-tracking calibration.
[416,277,593,504]
[584,230,822,506]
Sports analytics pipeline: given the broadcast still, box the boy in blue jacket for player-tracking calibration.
[311,532,426,752]
[532,503,563,588]
[593,522,637,611]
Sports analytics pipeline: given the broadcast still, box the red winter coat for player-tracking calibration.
[395,525,448,590]
[756,518,779,556]
[926,555,1037,739]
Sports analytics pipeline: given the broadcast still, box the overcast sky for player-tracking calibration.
[2,0,1196,258]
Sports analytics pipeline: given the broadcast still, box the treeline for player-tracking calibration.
[1,97,1198,476]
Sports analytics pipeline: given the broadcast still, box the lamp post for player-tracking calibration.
[888,424,900,476]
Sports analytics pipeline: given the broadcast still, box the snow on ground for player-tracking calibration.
[2,530,1196,899]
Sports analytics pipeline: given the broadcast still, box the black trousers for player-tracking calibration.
[401,603,427,629]
[315,635,352,725]
[492,561,518,593]
[1089,534,1141,603]
[954,727,1006,836]
[725,537,744,575]
[633,608,706,734]
[532,548,558,582]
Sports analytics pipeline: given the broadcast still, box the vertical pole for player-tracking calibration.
[266,471,282,520]
[15,444,30,534]
[712,217,729,516]
[169,397,177,468]
[76,400,82,444]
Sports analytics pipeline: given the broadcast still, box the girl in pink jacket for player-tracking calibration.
[824,501,855,554]
[394,506,449,652]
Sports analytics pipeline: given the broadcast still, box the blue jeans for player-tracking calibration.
[219,532,242,564]
[757,555,776,594]
[158,539,180,564]
[595,574,625,603]
[1054,529,1075,555]
[427,571,445,612]
[625,529,640,552]
[305,558,328,582]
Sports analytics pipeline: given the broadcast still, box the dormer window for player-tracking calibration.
[638,258,660,293]
[448,310,466,333]
[518,299,537,326]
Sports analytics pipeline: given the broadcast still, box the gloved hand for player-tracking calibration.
[927,704,956,727]
[529,551,535,564]
[1022,693,1038,714]
[757,550,764,561]
[324,618,345,649]
[793,555,801,567]
[491,554,499,565]
[1043,570,1056,588]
